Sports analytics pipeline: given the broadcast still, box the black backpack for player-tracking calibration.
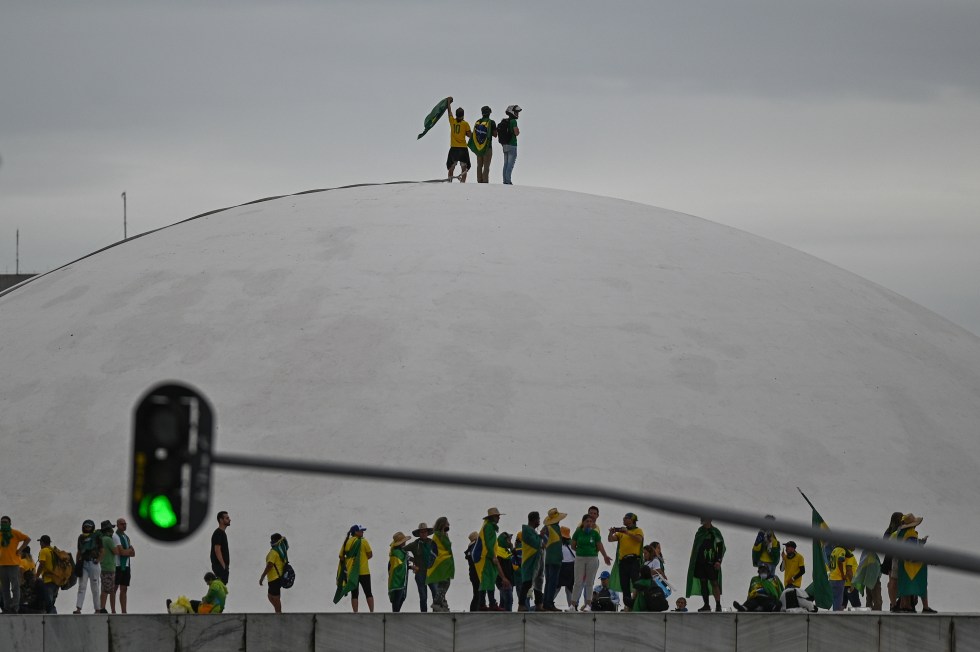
[497,118,512,144]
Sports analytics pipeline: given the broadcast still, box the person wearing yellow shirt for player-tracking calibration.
[342,525,374,612]
[445,98,472,183]
[828,545,851,611]
[780,541,806,589]
[842,549,861,608]
[35,535,59,613]
[607,512,644,611]
[259,533,288,614]
[0,515,31,614]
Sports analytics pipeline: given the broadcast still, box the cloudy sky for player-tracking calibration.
[2,0,979,334]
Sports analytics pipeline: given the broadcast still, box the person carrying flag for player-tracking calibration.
[388,532,411,613]
[445,99,472,183]
[468,106,497,183]
[517,511,543,611]
[685,517,725,612]
[334,525,373,612]
[474,508,511,610]
[427,516,454,612]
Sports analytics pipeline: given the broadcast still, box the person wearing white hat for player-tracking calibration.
[499,105,522,185]
[388,532,412,613]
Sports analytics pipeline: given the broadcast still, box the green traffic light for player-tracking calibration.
[140,495,178,529]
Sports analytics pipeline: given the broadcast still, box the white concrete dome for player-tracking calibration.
[2,184,978,613]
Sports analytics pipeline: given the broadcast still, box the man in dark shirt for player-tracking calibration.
[210,511,231,584]
[403,522,436,612]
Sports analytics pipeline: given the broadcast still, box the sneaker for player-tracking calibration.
[517,605,527,612]
[697,604,712,612]
[73,608,82,615]
[733,601,746,612]
[922,607,938,614]
[715,604,722,612]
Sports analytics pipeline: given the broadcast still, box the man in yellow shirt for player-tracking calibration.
[780,541,806,589]
[607,512,644,611]
[445,98,472,183]
[0,515,31,614]
[35,535,59,613]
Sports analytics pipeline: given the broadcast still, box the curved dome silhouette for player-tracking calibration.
[1,184,978,613]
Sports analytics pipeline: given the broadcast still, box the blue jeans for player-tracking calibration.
[415,572,431,612]
[831,580,845,611]
[499,584,514,611]
[41,582,59,614]
[544,564,561,609]
[502,145,517,184]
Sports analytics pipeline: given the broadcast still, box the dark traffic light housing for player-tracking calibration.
[131,383,214,541]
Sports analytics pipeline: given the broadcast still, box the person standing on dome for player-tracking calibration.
[686,517,725,612]
[339,525,374,613]
[427,516,454,612]
[403,522,436,612]
[779,541,805,591]
[388,532,411,613]
[0,516,30,614]
[445,98,472,183]
[751,515,780,574]
[211,511,231,585]
[259,533,288,614]
[468,106,497,183]
[541,507,567,612]
[74,519,101,614]
[608,512,644,611]
[498,105,522,185]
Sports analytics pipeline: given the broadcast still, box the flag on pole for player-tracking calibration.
[417,98,450,140]
[798,488,833,609]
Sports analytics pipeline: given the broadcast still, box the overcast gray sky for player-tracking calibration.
[2,0,979,333]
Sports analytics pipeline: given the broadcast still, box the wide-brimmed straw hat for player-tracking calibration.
[412,522,434,537]
[898,513,923,530]
[484,507,504,519]
[391,531,412,548]
[544,508,567,526]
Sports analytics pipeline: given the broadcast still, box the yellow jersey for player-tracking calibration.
[782,551,805,588]
[614,527,644,559]
[345,537,372,576]
[448,117,471,148]
[265,549,284,582]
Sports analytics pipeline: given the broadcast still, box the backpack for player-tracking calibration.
[640,583,669,612]
[280,563,296,589]
[51,548,77,590]
[497,118,512,145]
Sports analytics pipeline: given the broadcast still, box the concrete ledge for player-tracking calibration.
[5,612,977,651]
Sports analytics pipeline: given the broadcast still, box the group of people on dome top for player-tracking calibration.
[441,97,522,185]
[1,506,933,616]
[328,507,934,615]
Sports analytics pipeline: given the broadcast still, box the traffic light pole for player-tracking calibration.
[209,450,980,576]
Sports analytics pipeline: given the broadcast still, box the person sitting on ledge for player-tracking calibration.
[734,564,783,612]
[166,572,227,614]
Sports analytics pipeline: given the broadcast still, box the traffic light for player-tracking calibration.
[131,383,214,541]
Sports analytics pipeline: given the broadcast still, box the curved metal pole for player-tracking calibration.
[211,451,980,575]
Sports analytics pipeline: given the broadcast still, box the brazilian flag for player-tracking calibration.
[417,98,450,140]
[333,537,361,604]
[427,532,455,583]
[468,118,494,156]
[799,489,833,610]
[475,521,499,591]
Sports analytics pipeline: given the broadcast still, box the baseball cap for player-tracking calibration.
[599,571,611,580]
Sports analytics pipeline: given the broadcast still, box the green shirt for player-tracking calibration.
[501,118,518,146]
[100,535,116,572]
[572,527,601,557]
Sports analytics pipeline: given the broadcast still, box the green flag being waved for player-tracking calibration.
[417,97,451,140]
[333,535,362,604]
[798,488,833,610]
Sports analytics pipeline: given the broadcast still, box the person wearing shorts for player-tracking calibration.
[98,521,116,613]
[260,533,287,614]
[445,100,471,183]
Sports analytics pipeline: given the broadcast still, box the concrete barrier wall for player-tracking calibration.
[1,612,977,652]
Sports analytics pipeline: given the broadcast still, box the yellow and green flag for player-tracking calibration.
[475,521,499,591]
[417,98,450,140]
[799,488,833,610]
[427,532,455,584]
[333,536,361,603]
[468,117,494,156]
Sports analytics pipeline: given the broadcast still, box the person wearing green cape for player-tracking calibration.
[334,525,374,612]
[475,508,511,602]
[388,532,412,613]
[427,516,454,612]
[686,517,725,612]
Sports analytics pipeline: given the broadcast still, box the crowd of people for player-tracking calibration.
[0,507,934,616]
[424,96,523,185]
